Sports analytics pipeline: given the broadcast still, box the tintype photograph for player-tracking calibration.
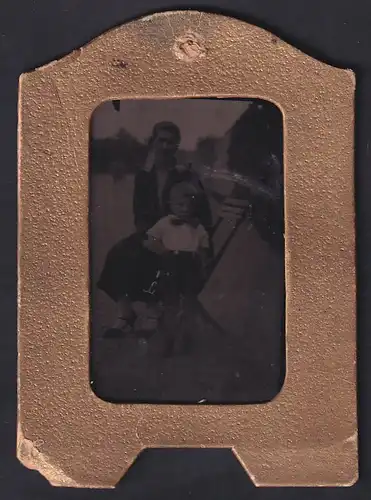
[90,98,285,404]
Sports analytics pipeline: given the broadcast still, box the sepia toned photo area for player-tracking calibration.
[89,98,285,404]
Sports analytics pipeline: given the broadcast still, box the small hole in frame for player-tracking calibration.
[89,97,285,404]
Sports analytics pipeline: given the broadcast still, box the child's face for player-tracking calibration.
[170,195,193,219]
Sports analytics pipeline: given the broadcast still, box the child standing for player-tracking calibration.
[144,181,210,355]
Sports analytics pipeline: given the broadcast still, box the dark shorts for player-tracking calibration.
[157,252,204,304]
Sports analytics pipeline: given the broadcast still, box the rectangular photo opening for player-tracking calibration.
[89,98,285,404]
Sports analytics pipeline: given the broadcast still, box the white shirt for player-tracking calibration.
[147,215,209,252]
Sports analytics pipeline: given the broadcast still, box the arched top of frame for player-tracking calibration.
[21,10,354,109]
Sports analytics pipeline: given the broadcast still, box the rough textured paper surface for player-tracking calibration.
[18,11,357,488]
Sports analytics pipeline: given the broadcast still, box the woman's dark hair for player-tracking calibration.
[227,100,284,252]
[149,121,181,146]
[228,100,283,179]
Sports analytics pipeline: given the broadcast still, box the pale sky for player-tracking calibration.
[91,99,250,150]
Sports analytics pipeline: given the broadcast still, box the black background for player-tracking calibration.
[1,0,371,498]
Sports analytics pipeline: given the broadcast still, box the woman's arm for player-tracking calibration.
[143,235,169,255]
[144,218,169,254]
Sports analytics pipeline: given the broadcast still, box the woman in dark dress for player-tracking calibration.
[97,121,212,336]
[226,100,284,251]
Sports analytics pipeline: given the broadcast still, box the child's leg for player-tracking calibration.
[117,295,135,321]
[162,300,182,356]
[173,295,196,355]
[104,295,135,338]
[163,260,193,355]
[173,254,203,353]
[133,300,163,332]
[161,268,182,356]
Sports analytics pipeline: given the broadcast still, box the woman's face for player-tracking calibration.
[153,129,179,163]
